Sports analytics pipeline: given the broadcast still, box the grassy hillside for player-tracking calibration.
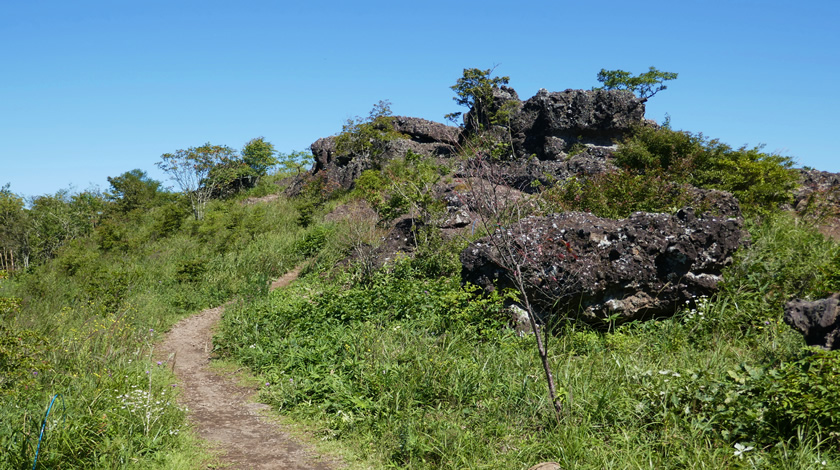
[0,175,318,468]
[216,211,840,469]
[2,119,840,469]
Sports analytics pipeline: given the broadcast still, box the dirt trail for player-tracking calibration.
[159,268,336,470]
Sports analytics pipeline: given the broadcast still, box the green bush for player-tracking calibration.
[631,349,840,447]
[540,170,705,219]
[334,100,406,167]
[351,151,450,224]
[294,174,344,227]
[614,126,799,215]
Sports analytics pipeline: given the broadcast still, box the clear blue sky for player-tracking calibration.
[2,0,838,198]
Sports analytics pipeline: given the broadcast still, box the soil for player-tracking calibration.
[158,268,338,470]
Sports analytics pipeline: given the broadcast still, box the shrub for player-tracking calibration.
[614,126,799,215]
[539,170,704,219]
[334,100,406,168]
[632,350,840,447]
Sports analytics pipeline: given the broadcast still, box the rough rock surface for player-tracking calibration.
[302,88,645,193]
[784,294,840,350]
[509,88,645,160]
[302,116,459,193]
[392,115,460,146]
[460,198,745,326]
[794,168,840,214]
[457,148,616,193]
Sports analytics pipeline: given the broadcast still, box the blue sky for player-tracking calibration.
[2,0,838,198]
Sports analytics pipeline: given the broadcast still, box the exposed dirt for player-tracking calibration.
[158,268,338,470]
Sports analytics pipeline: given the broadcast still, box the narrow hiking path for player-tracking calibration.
[158,268,338,470]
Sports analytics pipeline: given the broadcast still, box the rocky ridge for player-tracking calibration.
[294,85,840,327]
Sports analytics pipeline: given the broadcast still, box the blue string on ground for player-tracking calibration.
[32,393,64,470]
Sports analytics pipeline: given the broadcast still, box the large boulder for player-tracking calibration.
[509,88,645,160]
[457,147,616,193]
[392,116,460,146]
[302,117,460,193]
[460,194,744,326]
[784,294,840,350]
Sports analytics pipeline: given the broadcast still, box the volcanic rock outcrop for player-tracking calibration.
[304,117,459,192]
[296,88,645,194]
[508,88,645,161]
[793,168,840,215]
[298,85,755,327]
[460,192,745,326]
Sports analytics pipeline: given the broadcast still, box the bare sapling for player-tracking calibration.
[459,138,565,424]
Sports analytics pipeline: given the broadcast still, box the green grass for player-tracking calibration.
[3,138,838,469]
[215,212,840,469]
[0,186,312,468]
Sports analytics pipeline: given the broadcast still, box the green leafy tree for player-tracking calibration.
[242,137,278,176]
[445,67,513,129]
[156,143,238,220]
[106,169,164,213]
[276,150,314,177]
[0,184,30,270]
[207,159,258,198]
[26,188,105,264]
[595,66,678,102]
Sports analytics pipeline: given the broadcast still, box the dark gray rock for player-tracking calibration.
[457,147,616,193]
[299,117,460,194]
[303,88,645,195]
[392,116,461,146]
[460,196,745,326]
[509,88,645,160]
[793,168,840,214]
[784,294,840,350]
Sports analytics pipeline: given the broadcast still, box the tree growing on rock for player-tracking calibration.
[334,100,405,168]
[445,67,515,130]
[595,66,678,102]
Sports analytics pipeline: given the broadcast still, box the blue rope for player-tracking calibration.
[32,393,64,470]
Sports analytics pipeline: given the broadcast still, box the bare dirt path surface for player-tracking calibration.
[159,268,337,470]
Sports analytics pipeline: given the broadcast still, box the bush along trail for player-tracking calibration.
[157,266,337,470]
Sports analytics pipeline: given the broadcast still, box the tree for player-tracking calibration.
[106,169,164,213]
[207,158,258,198]
[242,137,278,176]
[445,67,512,129]
[595,66,678,102]
[276,150,314,177]
[459,154,565,425]
[156,143,238,220]
[0,184,30,271]
[26,188,105,264]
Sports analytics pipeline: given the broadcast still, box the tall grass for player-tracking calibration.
[1,189,310,468]
[216,212,840,469]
